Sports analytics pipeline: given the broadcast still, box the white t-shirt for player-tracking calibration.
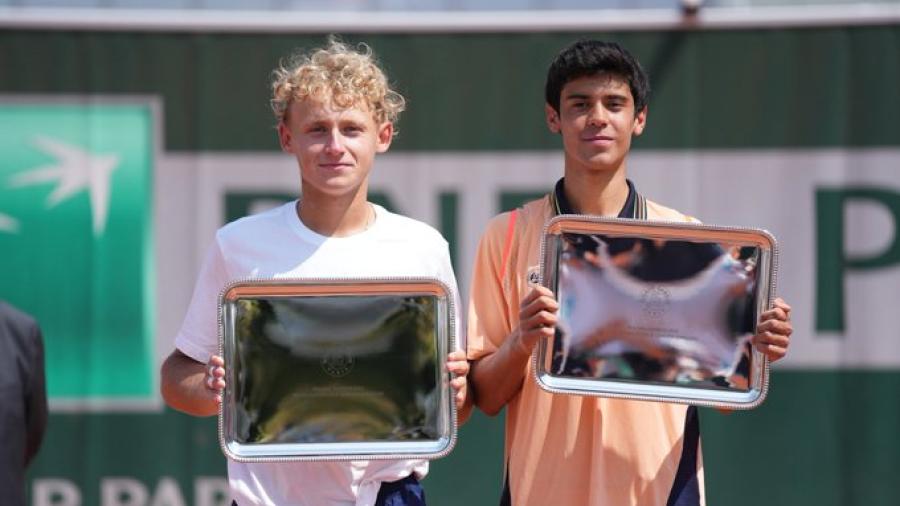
[174,201,460,506]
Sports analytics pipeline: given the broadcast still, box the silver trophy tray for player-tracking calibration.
[218,278,457,462]
[535,216,778,409]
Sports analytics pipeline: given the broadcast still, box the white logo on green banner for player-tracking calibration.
[0,99,156,411]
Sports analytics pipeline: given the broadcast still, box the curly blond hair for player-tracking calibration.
[271,39,406,127]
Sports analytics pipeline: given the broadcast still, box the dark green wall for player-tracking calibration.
[3,27,899,152]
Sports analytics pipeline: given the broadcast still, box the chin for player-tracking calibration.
[579,163,619,173]
[326,182,367,197]
[584,154,624,170]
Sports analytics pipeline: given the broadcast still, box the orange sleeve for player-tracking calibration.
[466,212,516,362]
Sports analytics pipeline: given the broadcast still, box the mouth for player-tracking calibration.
[319,162,354,170]
[582,135,614,143]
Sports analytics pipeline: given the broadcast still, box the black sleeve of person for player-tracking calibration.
[0,302,49,468]
[24,322,48,466]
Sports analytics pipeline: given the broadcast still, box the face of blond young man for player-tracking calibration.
[545,74,647,176]
[277,97,393,201]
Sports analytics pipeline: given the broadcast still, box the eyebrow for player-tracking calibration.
[563,93,591,101]
[563,91,631,103]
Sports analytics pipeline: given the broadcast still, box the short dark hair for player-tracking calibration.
[544,40,650,114]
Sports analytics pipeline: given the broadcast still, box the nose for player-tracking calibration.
[586,103,607,127]
[323,129,345,155]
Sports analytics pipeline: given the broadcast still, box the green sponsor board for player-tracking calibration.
[702,371,900,506]
[0,101,155,406]
[27,411,229,506]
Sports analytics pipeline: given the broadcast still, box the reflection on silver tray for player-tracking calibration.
[535,216,778,409]
[218,278,456,462]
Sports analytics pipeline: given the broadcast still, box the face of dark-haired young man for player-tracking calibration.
[545,72,646,177]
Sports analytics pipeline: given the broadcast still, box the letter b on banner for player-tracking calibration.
[816,187,900,332]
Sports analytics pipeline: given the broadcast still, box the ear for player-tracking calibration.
[632,106,648,136]
[545,104,561,134]
[277,120,292,152]
[375,122,394,153]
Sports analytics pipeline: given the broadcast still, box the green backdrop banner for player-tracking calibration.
[1,26,899,506]
[0,102,155,406]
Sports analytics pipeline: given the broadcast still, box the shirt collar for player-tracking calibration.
[552,177,638,218]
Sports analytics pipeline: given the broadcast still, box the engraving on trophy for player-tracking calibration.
[321,353,354,378]
[640,285,671,321]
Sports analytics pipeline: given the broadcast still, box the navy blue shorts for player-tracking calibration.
[375,474,426,506]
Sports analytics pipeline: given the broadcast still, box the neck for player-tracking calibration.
[297,184,373,237]
[562,166,629,216]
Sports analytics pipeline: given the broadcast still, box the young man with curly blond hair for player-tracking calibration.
[161,39,470,506]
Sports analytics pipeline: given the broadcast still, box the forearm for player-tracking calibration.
[470,331,532,416]
[160,350,218,417]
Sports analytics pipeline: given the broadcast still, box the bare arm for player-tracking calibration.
[470,285,558,416]
[160,350,224,417]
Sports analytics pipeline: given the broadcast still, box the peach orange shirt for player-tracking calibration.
[467,196,705,506]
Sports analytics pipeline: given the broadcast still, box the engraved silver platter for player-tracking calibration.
[218,278,457,462]
[535,215,778,409]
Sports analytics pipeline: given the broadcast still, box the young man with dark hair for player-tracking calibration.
[467,39,792,506]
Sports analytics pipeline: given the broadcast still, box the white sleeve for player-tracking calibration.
[435,240,465,352]
[173,238,231,364]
